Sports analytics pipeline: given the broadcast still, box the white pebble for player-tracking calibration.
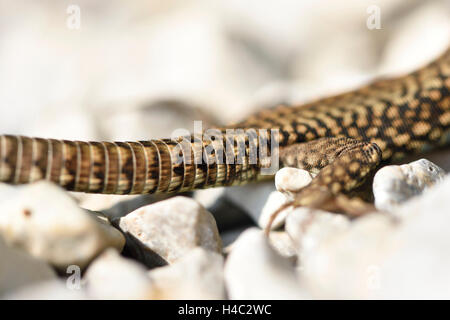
[258,191,290,230]
[224,228,308,299]
[268,231,297,259]
[301,214,397,299]
[285,207,350,259]
[84,249,154,300]
[119,196,222,264]
[148,248,225,299]
[373,175,450,298]
[373,159,445,211]
[256,167,314,231]
[0,182,125,270]
[275,167,313,196]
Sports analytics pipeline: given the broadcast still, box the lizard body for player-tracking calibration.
[0,48,449,204]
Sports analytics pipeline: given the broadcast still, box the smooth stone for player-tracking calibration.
[258,191,290,230]
[268,231,297,259]
[373,159,445,211]
[0,236,56,295]
[119,196,222,264]
[285,207,350,260]
[148,248,225,299]
[297,175,450,299]
[224,228,308,299]
[400,148,450,173]
[275,167,313,196]
[301,214,397,299]
[258,168,314,231]
[0,181,125,270]
[419,148,450,172]
[373,175,450,299]
[84,248,155,299]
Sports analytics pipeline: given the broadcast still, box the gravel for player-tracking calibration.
[1,0,450,300]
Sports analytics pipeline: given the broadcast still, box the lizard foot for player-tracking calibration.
[264,186,375,235]
[265,137,382,235]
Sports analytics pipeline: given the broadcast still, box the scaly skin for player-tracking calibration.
[0,47,449,201]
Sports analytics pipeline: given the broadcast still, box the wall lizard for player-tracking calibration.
[0,47,449,220]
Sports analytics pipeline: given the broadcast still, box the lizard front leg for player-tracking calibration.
[266,137,382,233]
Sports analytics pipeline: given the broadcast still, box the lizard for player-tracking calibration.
[0,47,449,227]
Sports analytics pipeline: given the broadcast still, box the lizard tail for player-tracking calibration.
[0,132,269,194]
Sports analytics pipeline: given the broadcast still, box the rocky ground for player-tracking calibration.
[1,156,450,299]
[1,0,450,299]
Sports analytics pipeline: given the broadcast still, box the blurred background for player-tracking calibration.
[1,1,450,300]
[0,0,449,142]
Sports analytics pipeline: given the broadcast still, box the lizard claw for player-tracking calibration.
[264,186,330,235]
[264,187,376,236]
[264,201,294,236]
